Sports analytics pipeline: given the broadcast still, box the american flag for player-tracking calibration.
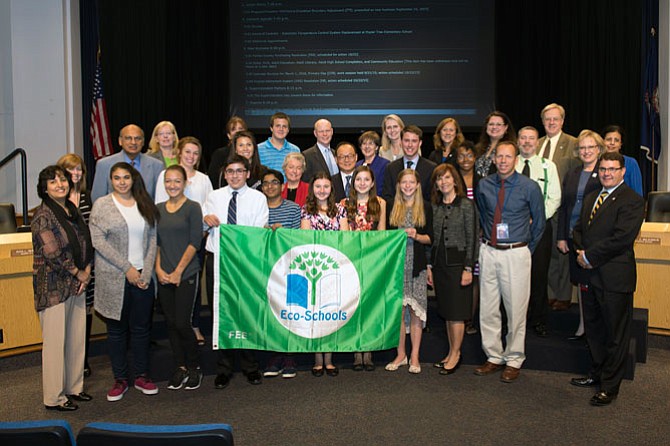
[90,59,113,160]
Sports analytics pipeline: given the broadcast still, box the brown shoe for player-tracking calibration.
[501,366,520,383]
[552,300,571,311]
[474,361,504,376]
[547,298,557,307]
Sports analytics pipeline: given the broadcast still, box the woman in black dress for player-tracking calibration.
[429,163,478,375]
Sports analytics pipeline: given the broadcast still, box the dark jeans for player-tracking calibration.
[106,279,155,380]
[158,272,200,369]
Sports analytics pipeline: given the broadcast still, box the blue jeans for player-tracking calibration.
[106,279,155,380]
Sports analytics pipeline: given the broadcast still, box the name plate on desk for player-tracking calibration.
[636,236,661,245]
[10,248,33,257]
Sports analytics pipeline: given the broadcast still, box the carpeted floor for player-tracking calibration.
[2,302,669,445]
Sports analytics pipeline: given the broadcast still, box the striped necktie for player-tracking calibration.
[589,190,608,224]
[227,191,238,225]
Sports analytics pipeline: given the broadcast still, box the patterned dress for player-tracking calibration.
[301,203,347,230]
[401,209,428,322]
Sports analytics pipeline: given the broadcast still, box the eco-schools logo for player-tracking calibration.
[267,244,360,339]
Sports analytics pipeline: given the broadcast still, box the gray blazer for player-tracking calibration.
[90,194,157,321]
[431,196,479,268]
[91,152,164,202]
[537,132,579,180]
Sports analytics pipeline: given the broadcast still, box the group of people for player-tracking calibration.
[31,103,644,412]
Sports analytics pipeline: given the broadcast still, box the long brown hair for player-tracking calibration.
[57,153,87,191]
[389,169,426,227]
[110,162,160,227]
[433,117,465,155]
[305,172,338,218]
[346,165,381,224]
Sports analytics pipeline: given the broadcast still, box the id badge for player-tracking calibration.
[496,223,509,240]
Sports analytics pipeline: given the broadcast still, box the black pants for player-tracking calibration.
[582,284,633,394]
[527,222,552,327]
[158,272,200,369]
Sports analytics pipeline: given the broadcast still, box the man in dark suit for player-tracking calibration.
[537,103,580,312]
[381,125,436,203]
[570,151,644,406]
[302,118,338,183]
[331,142,357,202]
[91,124,164,202]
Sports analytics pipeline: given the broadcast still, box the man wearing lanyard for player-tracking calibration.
[571,151,644,406]
[474,141,545,383]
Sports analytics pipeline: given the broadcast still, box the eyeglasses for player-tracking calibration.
[578,145,599,152]
[225,168,248,176]
[262,180,281,186]
[598,167,623,174]
[157,132,173,137]
[122,136,143,142]
[487,122,505,128]
[337,154,356,160]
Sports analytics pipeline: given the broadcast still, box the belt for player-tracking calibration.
[483,239,528,250]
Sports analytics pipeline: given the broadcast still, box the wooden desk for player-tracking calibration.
[0,233,42,351]
[634,222,670,335]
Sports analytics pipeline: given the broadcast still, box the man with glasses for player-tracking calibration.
[570,151,644,406]
[537,103,580,312]
[331,141,358,201]
[203,155,269,390]
[381,125,436,202]
[91,124,164,201]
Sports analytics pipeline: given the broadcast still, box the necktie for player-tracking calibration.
[345,175,352,196]
[227,191,238,225]
[130,159,137,169]
[522,160,530,177]
[589,190,608,225]
[542,139,551,159]
[324,148,336,175]
[406,160,414,169]
[491,179,505,245]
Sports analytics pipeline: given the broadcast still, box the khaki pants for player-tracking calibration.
[39,293,86,406]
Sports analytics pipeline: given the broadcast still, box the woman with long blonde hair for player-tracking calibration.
[148,121,179,167]
[385,169,433,374]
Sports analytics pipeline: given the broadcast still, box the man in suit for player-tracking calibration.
[537,103,579,312]
[381,125,436,203]
[570,151,644,406]
[302,118,338,183]
[331,142,357,202]
[91,124,164,202]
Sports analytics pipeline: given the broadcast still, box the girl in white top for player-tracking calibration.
[155,137,213,206]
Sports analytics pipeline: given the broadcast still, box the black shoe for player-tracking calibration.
[352,363,364,372]
[45,400,78,411]
[325,366,339,377]
[439,357,462,375]
[571,376,600,388]
[214,373,230,389]
[433,361,446,369]
[568,334,585,341]
[590,390,617,406]
[67,392,93,402]
[364,363,375,372]
[533,323,548,337]
[246,371,262,385]
[84,366,91,378]
[312,367,324,377]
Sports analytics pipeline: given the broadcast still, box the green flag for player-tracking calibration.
[214,225,406,352]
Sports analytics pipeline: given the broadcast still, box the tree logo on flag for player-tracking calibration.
[267,244,360,339]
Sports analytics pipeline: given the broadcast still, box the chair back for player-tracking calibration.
[77,422,234,446]
[0,202,17,233]
[646,191,670,222]
[0,419,75,446]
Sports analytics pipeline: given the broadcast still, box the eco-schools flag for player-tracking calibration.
[213,225,406,352]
